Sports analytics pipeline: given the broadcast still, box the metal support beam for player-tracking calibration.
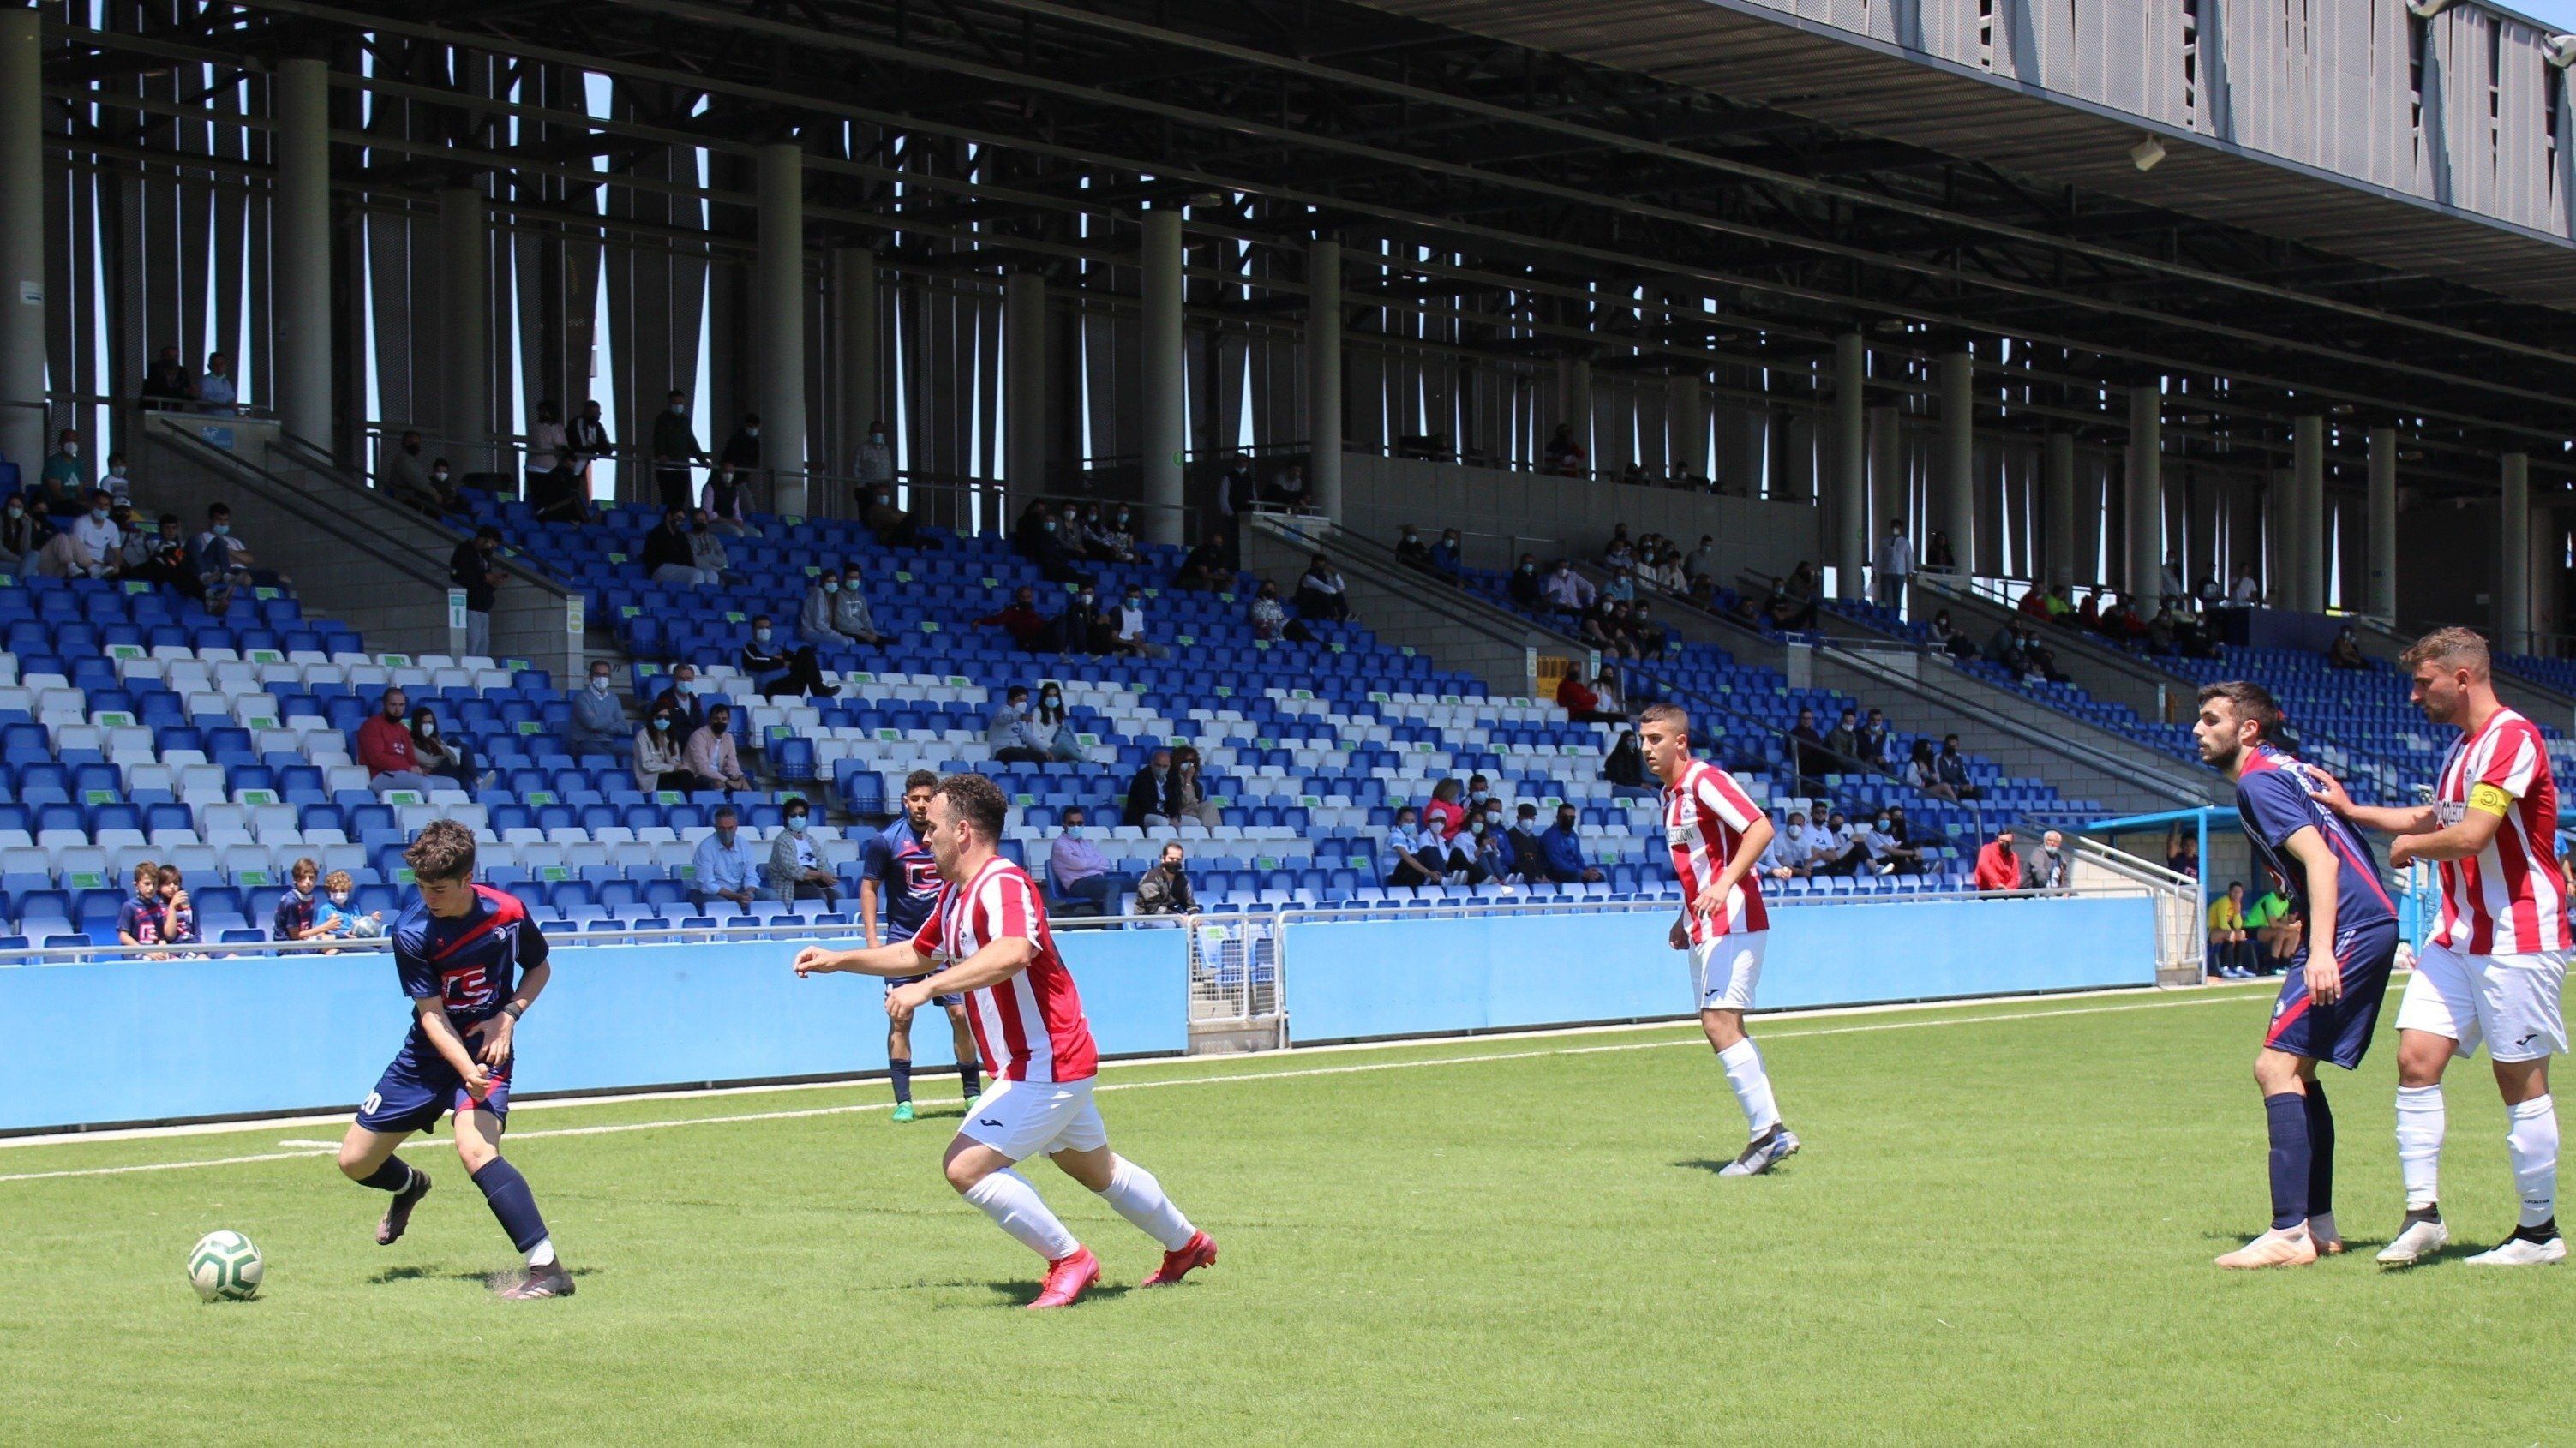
[2501,452,2531,654]
[1306,238,1343,523]
[1141,208,1186,547]
[2126,384,2162,603]
[1833,332,1866,601]
[1938,350,1974,577]
[2367,426,2398,622]
[275,57,334,453]
[758,142,809,518]
[440,187,489,477]
[0,9,45,475]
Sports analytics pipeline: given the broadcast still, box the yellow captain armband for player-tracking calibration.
[2467,782,2515,818]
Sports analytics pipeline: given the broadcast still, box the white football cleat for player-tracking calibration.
[2214,1226,2317,1269]
[2465,1233,2567,1266]
[2375,1215,2450,1266]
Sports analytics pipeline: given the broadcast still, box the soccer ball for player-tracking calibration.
[188,1230,264,1301]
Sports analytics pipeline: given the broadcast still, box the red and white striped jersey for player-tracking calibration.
[2431,706,2572,955]
[1662,758,1770,946]
[909,854,1100,1083]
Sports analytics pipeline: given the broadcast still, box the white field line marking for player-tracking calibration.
[0,989,2256,1186]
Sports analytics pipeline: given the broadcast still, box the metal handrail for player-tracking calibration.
[146,422,452,593]
[261,434,572,604]
[1250,512,1586,674]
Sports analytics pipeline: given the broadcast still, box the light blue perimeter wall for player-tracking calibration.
[0,930,1186,1133]
[1283,896,2160,1043]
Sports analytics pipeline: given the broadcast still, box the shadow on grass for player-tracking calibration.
[932,1279,1137,1310]
[1671,1158,1791,1177]
[368,1264,599,1287]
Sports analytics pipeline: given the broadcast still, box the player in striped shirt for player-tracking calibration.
[2314,628,2570,1266]
[1638,703,1800,1176]
[793,772,1216,1307]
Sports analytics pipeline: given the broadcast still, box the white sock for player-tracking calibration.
[2395,1084,2446,1212]
[962,1169,1079,1260]
[1716,1038,1781,1136]
[1094,1156,1197,1251]
[525,1237,557,1269]
[2507,1095,2559,1230]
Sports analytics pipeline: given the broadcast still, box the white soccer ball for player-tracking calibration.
[188,1230,264,1302]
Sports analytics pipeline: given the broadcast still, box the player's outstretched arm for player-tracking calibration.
[2306,769,2435,837]
[2279,827,2342,1006]
[2387,797,2506,868]
[793,940,928,978]
[912,936,1035,998]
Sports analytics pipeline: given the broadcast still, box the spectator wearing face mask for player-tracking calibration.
[1165,751,1224,829]
[1104,586,1163,659]
[988,685,1054,765]
[800,568,882,649]
[1385,805,1460,888]
[740,613,837,700]
[1420,778,1469,840]
[1134,842,1196,915]
[39,429,87,518]
[1295,553,1351,622]
[1093,506,1140,564]
[1172,530,1231,591]
[1758,811,1817,882]
[644,506,716,586]
[1504,803,1550,884]
[0,493,50,575]
[569,662,628,757]
[1427,528,1465,582]
[866,484,932,549]
[1025,503,1089,585]
[651,389,706,512]
[651,663,708,733]
[977,584,1053,654]
[1027,685,1087,763]
[1539,804,1604,884]
[633,705,692,792]
[764,796,841,908]
[1506,553,1544,607]
[67,488,123,579]
[448,524,506,661]
[409,705,485,790]
[1056,584,1111,655]
[1048,805,1112,914]
[686,507,734,583]
[691,804,770,912]
[852,420,894,486]
[381,429,440,513]
[191,502,263,616]
[1394,525,1432,570]
[701,460,762,537]
[1470,815,1511,883]
[684,702,752,793]
[1248,580,1316,643]
[315,869,386,940]
[1127,749,1172,826]
[1861,811,1921,876]
[1973,828,2022,892]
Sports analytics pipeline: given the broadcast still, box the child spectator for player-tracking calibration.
[117,860,165,955]
[155,865,198,949]
[316,869,386,940]
[272,857,332,942]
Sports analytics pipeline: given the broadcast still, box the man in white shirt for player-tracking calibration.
[1758,811,1816,882]
[1541,560,1596,619]
[1874,518,1914,609]
[2229,563,2262,606]
[69,489,123,579]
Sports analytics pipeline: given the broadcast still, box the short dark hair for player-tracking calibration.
[713,804,739,822]
[1638,702,1688,736]
[404,819,477,883]
[903,769,940,793]
[782,795,809,814]
[2196,680,2284,742]
[937,771,1009,841]
[476,524,501,542]
[207,501,230,518]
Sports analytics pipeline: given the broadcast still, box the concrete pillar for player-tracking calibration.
[1140,209,1186,547]
[2367,426,2398,621]
[274,57,334,452]
[1832,332,1868,601]
[2267,468,2296,606]
[1306,239,1343,522]
[757,143,809,518]
[2293,416,2325,613]
[832,248,877,496]
[2125,383,2162,603]
[0,9,45,475]
[1668,372,1707,483]
[2501,452,2531,653]
[1781,411,1815,506]
[1938,351,1975,577]
[438,188,489,478]
[1004,272,1047,503]
[2044,431,2076,591]
[1868,404,1902,577]
[1563,356,1594,473]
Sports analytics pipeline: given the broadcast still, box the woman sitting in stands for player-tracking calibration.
[633,707,692,793]
[408,706,486,791]
[1163,751,1225,829]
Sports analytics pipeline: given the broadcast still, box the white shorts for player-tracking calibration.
[2393,942,2569,1063]
[1689,931,1768,1014]
[955,1075,1109,1164]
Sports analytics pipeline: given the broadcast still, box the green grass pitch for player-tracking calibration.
[1,980,2566,1445]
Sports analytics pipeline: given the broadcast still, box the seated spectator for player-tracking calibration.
[695,462,759,538]
[1906,739,1953,801]
[1555,667,1607,724]
[1103,585,1164,659]
[987,685,1054,764]
[687,507,735,583]
[357,687,435,794]
[834,564,890,645]
[69,488,122,579]
[1429,528,1464,579]
[763,796,841,908]
[2017,585,2052,621]
[100,453,133,506]
[1172,530,1231,591]
[380,428,443,514]
[690,804,770,912]
[866,483,930,548]
[193,501,266,619]
[1027,505,1091,585]
[1164,751,1224,829]
[1630,601,1667,656]
[271,857,330,942]
[1294,553,1351,621]
[1857,709,1892,768]
[1013,500,1057,564]
[0,493,51,575]
[740,614,837,699]
[1865,811,1923,876]
[651,663,708,733]
[1934,734,1980,801]
[1757,811,1812,883]
[1093,506,1140,564]
[2172,609,2220,661]
[1598,566,1635,606]
[1540,559,1594,621]
[1421,778,1468,840]
[633,706,692,792]
[1249,580,1315,643]
[977,584,1055,654]
[157,864,199,948]
[1028,684,1087,763]
[2144,606,2178,654]
[1049,806,1112,912]
[117,860,165,955]
[1935,613,1978,662]
[315,868,385,941]
[2166,823,2201,879]
[800,571,858,648]
[1469,816,1511,884]
[1506,553,1544,607]
[644,506,716,586]
[2103,595,2147,641]
[530,455,595,527]
[1985,622,2028,673]
[1054,585,1113,655]
[409,705,485,790]
[1126,749,1172,824]
[2076,589,2103,631]
[1263,463,1308,510]
[1539,804,1603,885]
[1394,524,1432,570]
[1542,422,1585,476]
[684,703,752,793]
[1385,805,1465,888]
[1134,842,1196,915]
[567,661,627,757]
[2208,880,2255,979]
[1764,565,1819,630]
[1823,707,1862,769]
[2246,888,2299,972]
[1788,706,1831,793]
[1505,802,1549,883]
[1972,828,2022,892]
[2022,829,2072,889]
[1807,811,1873,877]
[1579,603,1634,661]
[2327,626,2368,671]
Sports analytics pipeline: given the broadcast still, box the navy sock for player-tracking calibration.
[2265,1092,2311,1230]
[470,1157,550,1253]
[890,1058,914,1104]
[960,1062,982,1101]
[357,1158,415,1193]
[2303,1080,2334,1218]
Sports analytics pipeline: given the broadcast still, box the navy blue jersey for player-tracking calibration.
[392,884,549,1040]
[272,887,316,942]
[860,817,943,939]
[2234,745,2398,930]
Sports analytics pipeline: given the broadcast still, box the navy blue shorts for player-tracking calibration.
[354,1034,513,1134]
[2264,918,2401,1070]
[888,973,964,1009]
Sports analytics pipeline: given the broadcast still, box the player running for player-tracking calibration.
[1637,703,1797,1176]
[794,772,1216,1307]
[859,769,985,1122]
[2193,682,2400,1268]
[332,820,571,1299]
[2313,627,2570,1267]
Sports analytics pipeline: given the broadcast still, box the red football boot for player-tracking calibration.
[1027,1247,1101,1310]
[1141,1230,1219,1288]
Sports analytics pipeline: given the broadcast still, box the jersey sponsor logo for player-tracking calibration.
[1666,824,1698,848]
[442,961,499,1012]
